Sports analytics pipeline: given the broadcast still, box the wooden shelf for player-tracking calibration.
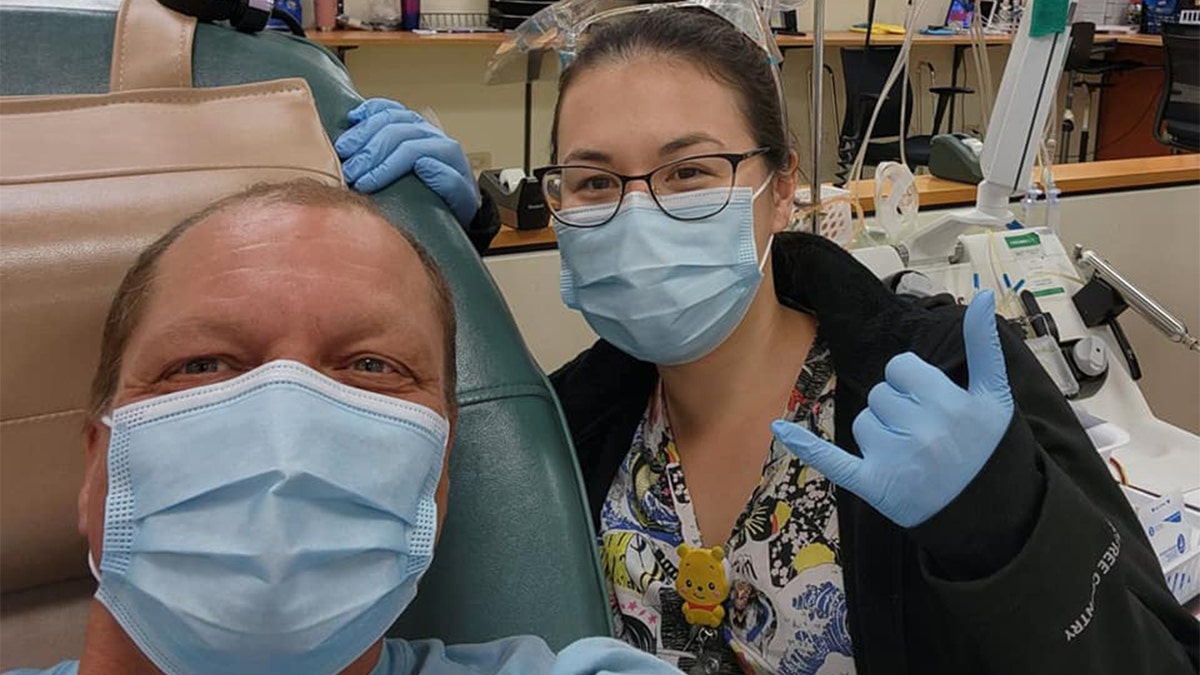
[488,155,1199,253]
[309,30,505,48]
[308,29,1160,51]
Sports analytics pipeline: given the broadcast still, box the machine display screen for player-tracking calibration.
[946,0,975,27]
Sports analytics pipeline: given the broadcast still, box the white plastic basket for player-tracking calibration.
[1122,486,1200,604]
[790,185,862,247]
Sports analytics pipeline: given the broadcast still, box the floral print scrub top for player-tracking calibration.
[598,340,855,675]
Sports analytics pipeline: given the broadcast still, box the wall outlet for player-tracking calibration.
[467,152,492,174]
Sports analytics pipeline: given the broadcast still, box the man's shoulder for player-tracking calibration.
[386,635,555,675]
[2,662,79,675]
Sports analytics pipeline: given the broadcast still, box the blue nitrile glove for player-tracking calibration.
[551,637,691,675]
[335,98,482,226]
[771,291,1014,528]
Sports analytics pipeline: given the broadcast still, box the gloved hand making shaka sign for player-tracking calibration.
[772,290,1014,529]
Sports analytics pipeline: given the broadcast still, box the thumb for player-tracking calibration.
[771,420,863,491]
[348,98,411,123]
[964,290,1010,399]
[414,157,481,225]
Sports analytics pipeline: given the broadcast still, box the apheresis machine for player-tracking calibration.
[834,0,1200,605]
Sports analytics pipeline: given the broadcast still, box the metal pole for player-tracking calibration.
[810,0,825,234]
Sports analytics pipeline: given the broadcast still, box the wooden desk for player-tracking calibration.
[490,223,557,252]
[780,31,1014,48]
[847,154,1198,212]
[1115,33,1164,47]
[487,155,1199,253]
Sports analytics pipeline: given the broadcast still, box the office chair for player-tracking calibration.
[1153,21,1200,152]
[836,46,974,184]
[0,0,610,669]
[1059,21,1145,163]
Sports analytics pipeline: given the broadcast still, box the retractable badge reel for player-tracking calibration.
[676,544,732,675]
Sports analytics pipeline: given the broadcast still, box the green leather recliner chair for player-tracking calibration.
[0,2,610,669]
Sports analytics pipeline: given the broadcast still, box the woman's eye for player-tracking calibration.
[577,174,617,192]
[668,165,711,182]
[352,357,394,374]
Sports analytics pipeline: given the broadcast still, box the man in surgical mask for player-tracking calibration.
[5,180,684,675]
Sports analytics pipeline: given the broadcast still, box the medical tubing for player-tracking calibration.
[847,0,931,191]
[981,25,995,118]
[896,0,923,170]
[810,0,825,233]
[899,61,908,168]
[970,20,991,129]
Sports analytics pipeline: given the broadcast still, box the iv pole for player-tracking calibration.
[810,0,825,234]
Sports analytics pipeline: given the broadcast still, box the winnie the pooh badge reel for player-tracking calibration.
[675,544,731,628]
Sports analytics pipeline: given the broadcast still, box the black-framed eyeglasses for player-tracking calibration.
[541,147,772,228]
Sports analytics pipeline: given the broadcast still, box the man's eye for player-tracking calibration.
[178,357,225,376]
[352,357,394,374]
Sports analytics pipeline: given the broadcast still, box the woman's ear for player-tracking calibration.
[770,150,800,234]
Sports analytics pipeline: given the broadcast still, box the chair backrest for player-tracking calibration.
[1163,21,1200,88]
[1155,21,1200,148]
[0,1,610,669]
[839,46,914,141]
[1066,22,1098,71]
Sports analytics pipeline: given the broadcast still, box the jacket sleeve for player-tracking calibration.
[463,190,501,255]
[549,340,658,523]
[907,310,1199,674]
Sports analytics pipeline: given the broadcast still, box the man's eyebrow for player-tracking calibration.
[145,317,252,348]
[660,133,725,156]
[144,313,434,355]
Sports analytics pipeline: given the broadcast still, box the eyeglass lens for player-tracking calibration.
[543,155,739,227]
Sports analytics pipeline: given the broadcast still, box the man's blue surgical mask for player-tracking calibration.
[555,181,774,365]
[94,360,449,675]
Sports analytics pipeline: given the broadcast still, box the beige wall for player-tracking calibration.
[1056,187,1200,434]
[486,186,1200,433]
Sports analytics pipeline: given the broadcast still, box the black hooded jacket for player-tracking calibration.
[550,232,1199,674]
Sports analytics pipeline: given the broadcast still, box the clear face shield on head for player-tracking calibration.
[483,0,803,136]
[484,0,796,84]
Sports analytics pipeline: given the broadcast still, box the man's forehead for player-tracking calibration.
[144,199,442,331]
[180,200,405,252]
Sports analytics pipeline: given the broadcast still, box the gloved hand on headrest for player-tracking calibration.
[335,98,482,227]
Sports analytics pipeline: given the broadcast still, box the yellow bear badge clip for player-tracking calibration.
[675,544,730,628]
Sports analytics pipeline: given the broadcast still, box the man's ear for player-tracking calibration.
[79,419,107,538]
[770,150,800,234]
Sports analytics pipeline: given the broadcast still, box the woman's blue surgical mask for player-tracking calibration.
[94,360,449,675]
[555,180,775,365]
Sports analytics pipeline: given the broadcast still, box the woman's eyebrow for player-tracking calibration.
[660,133,725,156]
[561,148,613,165]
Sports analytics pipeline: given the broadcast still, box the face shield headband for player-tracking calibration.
[497,0,803,122]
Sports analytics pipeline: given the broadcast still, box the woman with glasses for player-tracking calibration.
[342,8,1195,675]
